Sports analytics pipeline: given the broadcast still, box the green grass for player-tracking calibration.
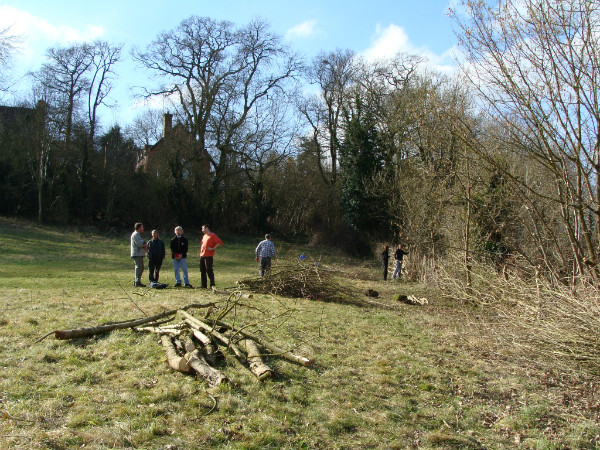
[0,217,598,449]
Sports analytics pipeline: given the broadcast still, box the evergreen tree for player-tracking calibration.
[339,97,390,239]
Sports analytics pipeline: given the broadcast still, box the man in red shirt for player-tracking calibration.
[199,224,223,289]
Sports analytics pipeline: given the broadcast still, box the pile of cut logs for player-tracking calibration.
[39,301,312,387]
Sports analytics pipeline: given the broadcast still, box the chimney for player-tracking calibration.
[163,112,173,137]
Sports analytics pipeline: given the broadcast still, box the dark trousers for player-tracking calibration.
[200,256,215,288]
[259,257,272,276]
[149,259,163,282]
[382,261,388,281]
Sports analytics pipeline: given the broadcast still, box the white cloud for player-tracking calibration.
[362,23,456,75]
[362,23,413,60]
[0,6,104,66]
[285,19,321,40]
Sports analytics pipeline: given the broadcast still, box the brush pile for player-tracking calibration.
[238,261,360,304]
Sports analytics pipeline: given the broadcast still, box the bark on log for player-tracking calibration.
[199,318,312,367]
[48,303,215,341]
[184,349,228,387]
[180,311,245,360]
[160,335,191,373]
[180,336,196,354]
[190,328,219,366]
[239,339,273,381]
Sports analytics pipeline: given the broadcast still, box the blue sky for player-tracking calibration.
[0,0,458,128]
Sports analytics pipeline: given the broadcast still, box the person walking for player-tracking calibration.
[381,245,390,281]
[170,226,193,288]
[130,222,148,287]
[147,230,166,284]
[255,234,276,276]
[199,224,222,289]
[392,244,409,280]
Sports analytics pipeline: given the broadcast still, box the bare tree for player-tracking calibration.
[133,16,300,216]
[86,40,122,145]
[451,0,600,280]
[298,49,356,185]
[126,109,163,149]
[0,26,18,92]
[36,44,92,150]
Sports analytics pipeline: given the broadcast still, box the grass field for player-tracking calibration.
[0,217,598,450]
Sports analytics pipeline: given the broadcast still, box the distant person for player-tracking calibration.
[255,234,276,276]
[170,226,193,288]
[130,222,148,287]
[147,230,166,284]
[199,224,223,289]
[392,244,409,280]
[381,245,390,281]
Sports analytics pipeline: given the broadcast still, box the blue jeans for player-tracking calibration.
[392,260,403,279]
[173,258,189,285]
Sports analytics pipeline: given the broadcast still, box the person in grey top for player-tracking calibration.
[255,234,276,276]
[130,222,148,287]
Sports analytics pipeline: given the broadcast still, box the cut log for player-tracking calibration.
[199,318,312,367]
[160,335,191,373]
[239,339,273,381]
[184,349,228,387]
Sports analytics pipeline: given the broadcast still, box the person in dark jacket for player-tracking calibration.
[147,230,166,283]
[392,244,409,280]
[170,226,193,288]
[381,245,390,281]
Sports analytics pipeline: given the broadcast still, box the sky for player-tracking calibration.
[0,0,459,129]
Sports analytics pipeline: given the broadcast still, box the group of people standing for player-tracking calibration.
[130,223,222,289]
[132,222,401,287]
[381,244,409,281]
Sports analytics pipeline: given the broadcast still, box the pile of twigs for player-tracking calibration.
[238,261,360,304]
[39,297,312,386]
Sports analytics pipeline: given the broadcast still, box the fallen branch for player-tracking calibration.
[199,317,312,367]
[134,323,186,336]
[38,303,215,341]
[212,287,253,299]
